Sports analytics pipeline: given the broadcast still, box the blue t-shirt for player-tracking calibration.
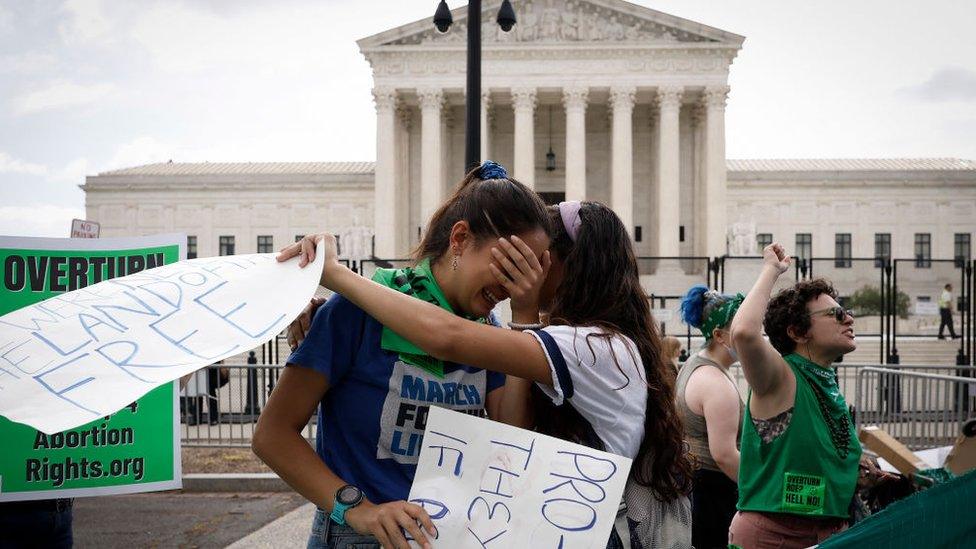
[287,294,507,504]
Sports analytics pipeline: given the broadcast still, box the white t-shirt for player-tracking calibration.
[529,325,648,458]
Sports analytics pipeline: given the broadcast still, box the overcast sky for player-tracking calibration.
[1,0,974,237]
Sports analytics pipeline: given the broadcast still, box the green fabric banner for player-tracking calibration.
[819,469,976,548]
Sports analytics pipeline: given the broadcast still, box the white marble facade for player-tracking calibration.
[83,162,375,259]
[82,0,976,286]
[361,0,742,259]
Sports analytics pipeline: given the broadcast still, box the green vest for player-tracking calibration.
[737,353,861,518]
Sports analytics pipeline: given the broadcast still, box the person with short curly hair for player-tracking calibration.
[726,243,862,548]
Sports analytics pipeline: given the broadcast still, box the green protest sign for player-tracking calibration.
[0,234,184,501]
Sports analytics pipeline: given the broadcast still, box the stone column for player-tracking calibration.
[372,87,398,258]
[419,87,444,226]
[691,103,706,257]
[703,85,730,257]
[395,105,413,253]
[562,86,588,202]
[610,86,636,235]
[655,85,683,256]
[512,87,537,188]
[480,92,491,163]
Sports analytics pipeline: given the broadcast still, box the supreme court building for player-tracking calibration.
[83,1,976,301]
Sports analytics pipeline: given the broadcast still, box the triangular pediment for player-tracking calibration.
[358,0,744,50]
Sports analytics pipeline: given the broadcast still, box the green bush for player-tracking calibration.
[846,285,910,319]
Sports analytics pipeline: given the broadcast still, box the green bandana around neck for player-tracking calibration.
[371,258,488,378]
[700,293,744,340]
[785,352,854,459]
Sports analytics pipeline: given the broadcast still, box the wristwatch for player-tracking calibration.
[330,484,365,525]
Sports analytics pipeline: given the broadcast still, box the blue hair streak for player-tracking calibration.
[680,284,710,329]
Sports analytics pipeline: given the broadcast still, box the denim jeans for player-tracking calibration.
[307,506,627,549]
[0,499,73,549]
[307,508,381,549]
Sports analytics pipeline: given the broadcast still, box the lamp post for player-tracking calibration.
[434,0,516,173]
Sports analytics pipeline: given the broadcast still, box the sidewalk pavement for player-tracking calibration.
[227,502,315,548]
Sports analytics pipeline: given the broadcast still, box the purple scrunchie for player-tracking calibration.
[558,201,582,242]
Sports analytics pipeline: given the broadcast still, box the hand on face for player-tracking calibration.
[763,242,791,275]
[489,235,551,320]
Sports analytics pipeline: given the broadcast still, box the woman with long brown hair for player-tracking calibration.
[253,161,551,549]
[283,200,694,548]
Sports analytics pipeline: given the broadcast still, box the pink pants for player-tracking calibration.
[728,511,847,549]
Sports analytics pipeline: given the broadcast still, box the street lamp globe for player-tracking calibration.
[433,0,453,33]
[497,0,517,32]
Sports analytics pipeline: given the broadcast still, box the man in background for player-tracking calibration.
[938,283,959,340]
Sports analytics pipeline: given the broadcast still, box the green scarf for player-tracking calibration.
[371,258,488,378]
[701,293,744,340]
[787,353,855,459]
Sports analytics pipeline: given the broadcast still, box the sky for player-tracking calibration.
[1,0,974,237]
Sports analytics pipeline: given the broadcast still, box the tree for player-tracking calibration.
[846,285,910,319]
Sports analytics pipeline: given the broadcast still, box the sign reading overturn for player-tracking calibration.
[0,234,184,501]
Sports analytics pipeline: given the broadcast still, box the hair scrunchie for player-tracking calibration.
[478,160,508,180]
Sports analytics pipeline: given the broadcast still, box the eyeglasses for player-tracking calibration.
[808,306,854,323]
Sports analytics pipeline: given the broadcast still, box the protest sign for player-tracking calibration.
[0,236,323,435]
[0,234,184,501]
[70,219,100,239]
[408,407,632,549]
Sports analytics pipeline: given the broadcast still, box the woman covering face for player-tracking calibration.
[252,161,551,549]
[289,199,695,549]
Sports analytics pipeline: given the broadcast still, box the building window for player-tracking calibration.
[187,235,197,259]
[874,233,891,268]
[219,236,235,256]
[955,233,971,268]
[914,233,931,268]
[295,234,305,243]
[795,233,812,264]
[257,235,273,253]
[835,233,852,268]
[757,233,773,250]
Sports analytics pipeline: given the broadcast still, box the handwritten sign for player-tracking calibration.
[0,234,184,502]
[0,239,322,435]
[408,407,632,549]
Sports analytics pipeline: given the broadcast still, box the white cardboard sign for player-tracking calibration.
[408,407,632,549]
[0,246,323,434]
[70,219,100,239]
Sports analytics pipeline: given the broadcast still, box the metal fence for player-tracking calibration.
[181,363,975,449]
[342,255,975,367]
[854,367,976,450]
[179,364,315,447]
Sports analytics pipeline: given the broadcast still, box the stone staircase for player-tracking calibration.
[843,337,967,366]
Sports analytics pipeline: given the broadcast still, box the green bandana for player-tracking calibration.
[700,293,744,340]
[371,258,488,378]
[786,353,855,459]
